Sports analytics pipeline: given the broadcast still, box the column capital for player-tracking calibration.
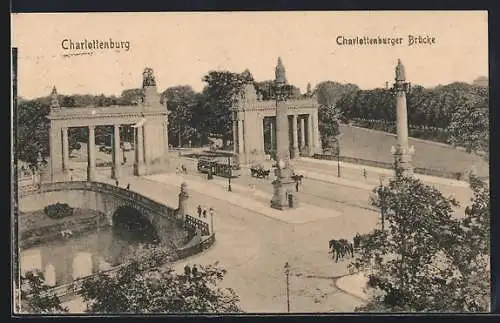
[88,124,96,131]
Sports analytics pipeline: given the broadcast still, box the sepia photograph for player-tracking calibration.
[11,11,490,314]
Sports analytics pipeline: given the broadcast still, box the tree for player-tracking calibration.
[201,70,254,142]
[318,104,342,153]
[315,81,359,109]
[17,99,51,168]
[76,255,242,313]
[447,93,489,154]
[162,86,200,147]
[19,270,68,314]
[350,175,490,312]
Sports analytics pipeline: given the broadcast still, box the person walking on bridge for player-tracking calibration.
[197,205,202,218]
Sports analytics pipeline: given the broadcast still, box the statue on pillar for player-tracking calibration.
[275,57,287,85]
[395,59,406,82]
[50,86,60,109]
[142,67,156,87]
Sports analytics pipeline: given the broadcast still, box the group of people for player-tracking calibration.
[197,205,214,219]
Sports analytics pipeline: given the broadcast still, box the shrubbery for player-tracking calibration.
[43,203,73,219]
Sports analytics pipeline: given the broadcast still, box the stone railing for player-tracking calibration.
[313,154,467,180]
[184,214,210,236]
[19,181,218,299]
[19,181,176,223]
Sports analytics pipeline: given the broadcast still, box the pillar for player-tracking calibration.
[270,119,274,151]
[177,182,189,221]
[300,117,306,150]
[260,117,265,154]
[291,114,299,159]
[238,119,244,154]
[87,125,96,181]
[306,114,314,156]
[111,124,121,180]
[61,127,69,172]
[134,126,146,175]
[312,110,321,155]
[49,125,63,182]
[232,113,238,155]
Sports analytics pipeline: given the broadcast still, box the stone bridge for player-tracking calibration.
[19,181,210,246]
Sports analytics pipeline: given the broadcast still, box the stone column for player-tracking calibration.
[312,110,321,155]
[177,182,189,221]
[238,119,244,154]
[232,113,238,155]
[300,117,306,150]
[111,124,121,180]
[260,117,265,154]
[61,127,69,172]
[87,125,96,181]
[49,126,63,182]
[134,126,146,175]
[270,119,274,151]
[291,114,299,159]
[307,114,314,156]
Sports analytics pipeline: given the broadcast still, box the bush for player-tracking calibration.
[43,203,73,220]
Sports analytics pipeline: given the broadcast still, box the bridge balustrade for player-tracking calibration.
[184,214,210,236]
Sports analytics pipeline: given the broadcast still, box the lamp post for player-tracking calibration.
[284,262,291,313]
[227,155,232,192]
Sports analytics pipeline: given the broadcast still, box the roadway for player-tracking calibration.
[60,148,474,313]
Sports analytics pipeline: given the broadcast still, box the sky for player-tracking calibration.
[11,11,488,99]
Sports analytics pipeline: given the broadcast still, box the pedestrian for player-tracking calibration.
[295,180,299,192]
[115,180,119,186]
[197,205,202,218]
[202,209,207,219]
[363,168,367,179]
[127,183,130,190]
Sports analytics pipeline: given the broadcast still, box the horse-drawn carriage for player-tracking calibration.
[250,165,271,179]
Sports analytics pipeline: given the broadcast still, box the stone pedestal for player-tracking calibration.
[393,147,414,178]
[270,177,299,210]
[177,182,189,221]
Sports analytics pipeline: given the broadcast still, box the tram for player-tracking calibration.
[197,156,241,178]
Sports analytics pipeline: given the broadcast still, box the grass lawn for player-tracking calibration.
[338,124,489,178]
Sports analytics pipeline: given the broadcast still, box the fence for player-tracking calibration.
[184,214,210,236]
[313,154,465,180]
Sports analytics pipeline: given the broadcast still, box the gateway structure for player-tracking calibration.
[231,58,322,165]
[47,68,169,182]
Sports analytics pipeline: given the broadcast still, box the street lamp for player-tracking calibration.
[227,155,232,192]
[284,261,291,313]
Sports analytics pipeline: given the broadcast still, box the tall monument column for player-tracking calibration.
[291,114,299,159]
[111,124,121,180]
[87,125,96,181]
[270,57,298,210]
[392,59,414,177]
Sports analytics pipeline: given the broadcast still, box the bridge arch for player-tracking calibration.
[111,205,160,244]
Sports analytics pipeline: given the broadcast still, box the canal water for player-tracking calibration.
[19,211,159,287]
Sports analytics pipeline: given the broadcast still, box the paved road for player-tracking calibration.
[68,164,375,313]
[61,151,473,313]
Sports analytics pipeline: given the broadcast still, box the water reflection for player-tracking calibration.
[20,211,159,287]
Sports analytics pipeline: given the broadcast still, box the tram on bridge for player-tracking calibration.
[197,156,241,178]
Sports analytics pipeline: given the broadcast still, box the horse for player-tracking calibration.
[329,238,354,262]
